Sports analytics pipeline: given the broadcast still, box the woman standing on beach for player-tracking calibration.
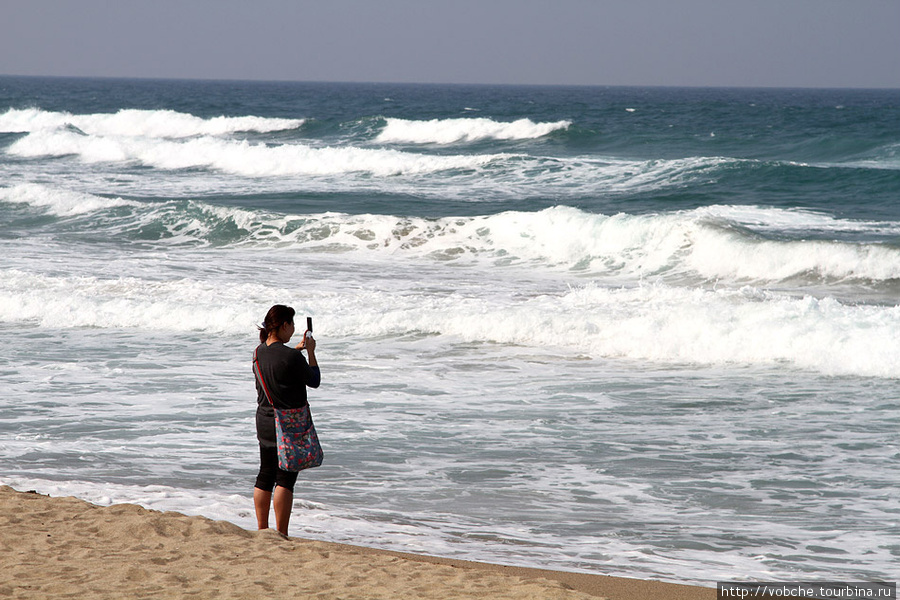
[253,304,320,536]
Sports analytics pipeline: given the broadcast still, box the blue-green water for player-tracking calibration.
[1,77,899,585]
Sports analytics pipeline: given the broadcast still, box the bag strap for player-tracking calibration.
[253,347,275,407]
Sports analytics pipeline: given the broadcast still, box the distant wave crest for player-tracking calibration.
[375,117,571,144]
[7,128,505,176]
[4,124,726,195]
[0,107,304,138]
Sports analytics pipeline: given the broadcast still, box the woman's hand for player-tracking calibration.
[296,333,316,352]
[297,333,317,367]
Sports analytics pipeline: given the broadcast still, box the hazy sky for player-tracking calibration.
[2,0,898,88]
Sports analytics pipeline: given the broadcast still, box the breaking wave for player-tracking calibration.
[375,117,571,144]
[6,129,505,176]
[5,184,900,286]
[0,107,303,138]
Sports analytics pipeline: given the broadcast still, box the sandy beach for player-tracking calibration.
[0,485,714,599]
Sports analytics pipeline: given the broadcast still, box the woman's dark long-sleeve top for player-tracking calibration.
[254,341,321,449]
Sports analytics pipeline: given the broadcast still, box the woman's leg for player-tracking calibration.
[254,487,272,530]
[255,445,278,530]
[273,486,293,536]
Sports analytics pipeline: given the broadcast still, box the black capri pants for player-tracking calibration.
[255,446,299,493]
[255,407,299,493]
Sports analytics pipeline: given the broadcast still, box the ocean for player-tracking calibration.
[0,76,898,585]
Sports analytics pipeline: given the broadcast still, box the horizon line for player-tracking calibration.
[2,73,898,93]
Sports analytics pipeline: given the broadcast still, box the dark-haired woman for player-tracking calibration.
[253,304,320,536]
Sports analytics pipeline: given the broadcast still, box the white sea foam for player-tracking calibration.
[3,256,899,377]
[0,183,140,216]
[686,227,900,281]
[473,155,734,198]
[7,181,900,285]
[318,277,900,378]
[375,117,571,144]
[225,205,900,283]
[0,108,303,138]
[559,283,900,377]
[0,269,265,333]
[8,129,504,176]
[694,204,892,233]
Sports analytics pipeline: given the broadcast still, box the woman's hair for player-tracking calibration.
[259,304,295,343]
